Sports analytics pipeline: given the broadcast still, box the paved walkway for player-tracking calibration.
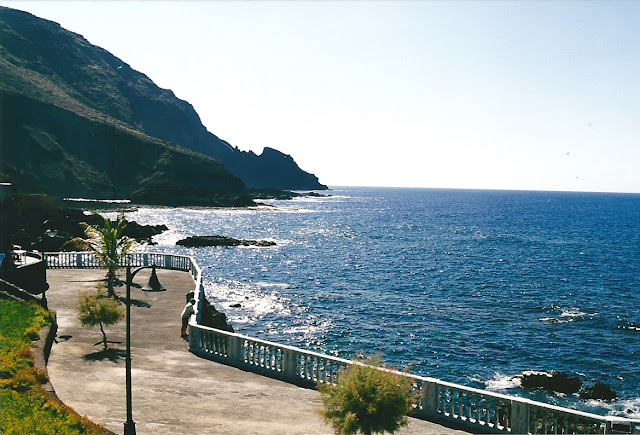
[46,268,468,435]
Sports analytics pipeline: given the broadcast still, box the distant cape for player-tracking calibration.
[0,7,326,202]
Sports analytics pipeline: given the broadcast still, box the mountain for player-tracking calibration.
[0,7,326,202]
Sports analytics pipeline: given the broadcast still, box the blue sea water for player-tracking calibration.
[122,187,640,417]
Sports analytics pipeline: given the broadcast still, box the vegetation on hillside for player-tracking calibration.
[0,297,101,434]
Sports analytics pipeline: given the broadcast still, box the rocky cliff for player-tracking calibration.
[0,7,326,201]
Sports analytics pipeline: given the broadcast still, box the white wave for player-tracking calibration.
[485,373,522,391]
[540,317,569,324]
[64,197,131,203]
[560,308,588,317]
[282,318,332,337]
[609,398,640,419]
[150,229,188,246]
[204,279,291,324]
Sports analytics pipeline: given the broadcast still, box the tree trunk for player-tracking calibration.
[99,321,108,349]
[106,268,116,298]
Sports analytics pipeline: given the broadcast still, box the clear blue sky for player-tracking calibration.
[4,1,640,193]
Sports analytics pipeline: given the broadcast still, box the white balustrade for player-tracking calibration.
[44,251,640,434]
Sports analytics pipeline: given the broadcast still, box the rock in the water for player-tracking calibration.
[123,221,168,245]
[229,303,242,308]
[580,382,617,401]
[520,370,582,395]
[176,235,276,247]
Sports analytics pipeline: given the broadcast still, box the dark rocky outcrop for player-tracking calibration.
[0,6,326,202]
[123,221,168,245]
[176,235,276,248]
[520,371,582,395]
[199,299,234,333]
[8,193,168,251]
[579,382,618,401]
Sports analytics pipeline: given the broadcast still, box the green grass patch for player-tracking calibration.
[0,297,101,434]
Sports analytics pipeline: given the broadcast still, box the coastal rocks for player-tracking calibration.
[514,371,618,401]
[123,221,168,245]
[199,298,234,333]
[580,382,618,401]
[176,235,276,248]
[520,370,582,394]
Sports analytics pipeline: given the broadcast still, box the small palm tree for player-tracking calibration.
[77,284,125,349]
[85,211,135,297]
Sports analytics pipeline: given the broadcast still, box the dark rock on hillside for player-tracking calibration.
[520,371,583,395]
[0,7,326,197]
[580,382,618,401]
[8,193,168,251]
[176,235,276,248]
[129,183,257,208]
[199,299,234,333]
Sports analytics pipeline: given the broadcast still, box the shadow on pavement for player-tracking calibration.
[83,348,126,363]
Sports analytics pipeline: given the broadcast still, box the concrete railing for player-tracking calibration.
[44,251,640,434]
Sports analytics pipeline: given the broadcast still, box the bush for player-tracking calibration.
[317,356,415,435]
[77,284,124,348]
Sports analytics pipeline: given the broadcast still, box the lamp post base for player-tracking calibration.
[124,420,136,435]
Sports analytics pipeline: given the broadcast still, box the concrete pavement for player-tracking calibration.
[45,268,468,435]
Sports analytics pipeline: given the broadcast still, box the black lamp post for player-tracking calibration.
[124,264,165,435]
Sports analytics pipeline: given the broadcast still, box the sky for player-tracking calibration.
[3,1,640,193]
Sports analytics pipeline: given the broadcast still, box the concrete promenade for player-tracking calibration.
[45,268,468,435]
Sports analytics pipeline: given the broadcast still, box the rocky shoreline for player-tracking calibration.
[509,370,618,401]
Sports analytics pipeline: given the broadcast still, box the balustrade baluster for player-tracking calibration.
[485,397,491,426]
[531,410,537,434]
[465,392,471,420]
[314,357,319,381]
[457,389,462,417]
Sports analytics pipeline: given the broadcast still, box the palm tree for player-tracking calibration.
[85,211,135,297]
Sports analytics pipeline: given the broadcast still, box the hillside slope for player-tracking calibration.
[0,7,326,200]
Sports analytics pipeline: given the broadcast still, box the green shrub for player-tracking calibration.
[77,284,124,348]
[317,356,415,435]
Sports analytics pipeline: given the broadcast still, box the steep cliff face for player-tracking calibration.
[0,7,326,191]
[0,90,244,200]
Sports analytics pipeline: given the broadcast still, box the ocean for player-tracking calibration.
[119,187,640,418]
